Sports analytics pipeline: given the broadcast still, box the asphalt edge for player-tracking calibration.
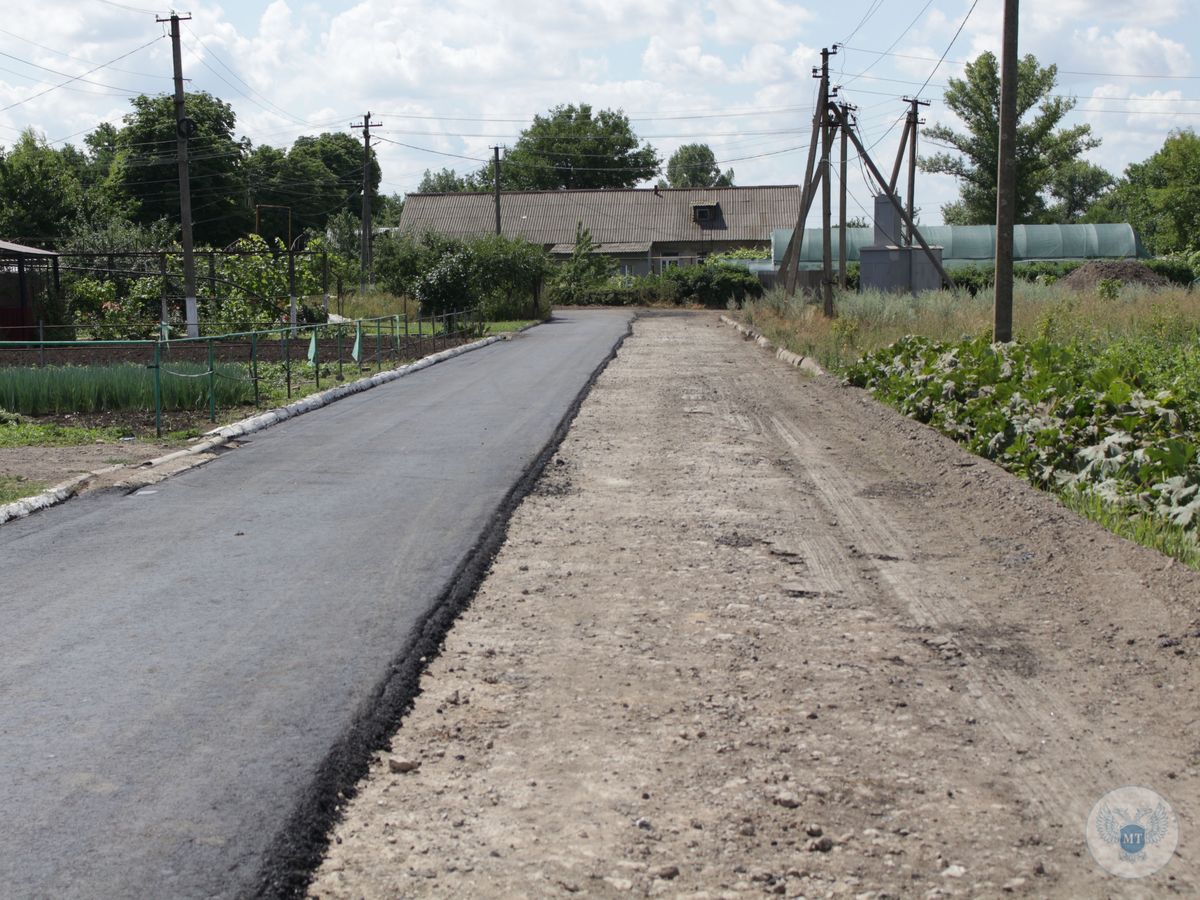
[251,313,636,899]
[719,313,827,376]
[0,332,510,528]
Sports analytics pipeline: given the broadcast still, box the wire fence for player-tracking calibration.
[0,308,480,436]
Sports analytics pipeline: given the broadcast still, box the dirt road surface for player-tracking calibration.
[309,311,1198,898]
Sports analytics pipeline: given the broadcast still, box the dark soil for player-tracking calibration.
[1061,259,1170,291]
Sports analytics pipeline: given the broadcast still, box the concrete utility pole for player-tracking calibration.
[159,12,198,337]
[994,0,1019,342]
[491,146,502,236]
[352,112,380,294]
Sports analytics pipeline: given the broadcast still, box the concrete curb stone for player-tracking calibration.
[719,314,827,376]
[0,331,513,527]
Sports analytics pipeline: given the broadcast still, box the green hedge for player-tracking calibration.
[548,262,763,308]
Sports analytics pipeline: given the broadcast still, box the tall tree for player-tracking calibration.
[0,129,83,245]
[114,91,251,247]
[499,104,660,190]
[289,132,379,220]
[1084,129,1200,254]
[417,167,471,193]
[920,52,1100,224]
[1045,159,1114,224]
[664,143,733,188]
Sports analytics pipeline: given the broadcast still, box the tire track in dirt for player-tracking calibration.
[310,312,1197,898]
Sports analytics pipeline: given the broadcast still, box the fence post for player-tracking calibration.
[207,339,216,423]
[285,332,292,399]
[313,326,320,391]
[337,322,344,381]
[322,252,330,314]
[251,332,260,407]
[37,320,44,368]
[153,339,163,437]
[392,315,398,361]
[375,318,381,368]
[159,252,169,325]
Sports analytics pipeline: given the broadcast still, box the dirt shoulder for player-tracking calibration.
[310,310,1198,898]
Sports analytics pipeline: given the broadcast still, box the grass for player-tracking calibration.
[742,283,1200,370]
[0,363,255,415]
[0,420,125,446]
[330,290,418,320]
[1058,489,1200,570]
[740,282,1200,569]
[485,320,539,333]
[0,475,46,505]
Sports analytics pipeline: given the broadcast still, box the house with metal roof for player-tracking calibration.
[397,186,800,276]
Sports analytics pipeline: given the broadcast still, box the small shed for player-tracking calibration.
[0,241,60,340]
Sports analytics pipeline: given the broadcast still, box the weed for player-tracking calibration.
[0,475,45,505]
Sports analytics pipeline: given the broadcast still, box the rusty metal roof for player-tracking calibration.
[398,186,800,246]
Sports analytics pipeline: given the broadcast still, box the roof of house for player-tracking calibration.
[398,185,801,248]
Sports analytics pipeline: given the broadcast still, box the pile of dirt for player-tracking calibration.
[1061,259,1170,291]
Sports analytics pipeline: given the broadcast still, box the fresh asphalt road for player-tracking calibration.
[0,309,631,899]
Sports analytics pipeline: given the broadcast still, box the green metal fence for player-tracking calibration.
[0,308,481,436]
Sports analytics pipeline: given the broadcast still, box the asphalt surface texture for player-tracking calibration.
[0,309,632,899]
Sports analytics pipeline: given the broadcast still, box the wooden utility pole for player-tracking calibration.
[491,146,502,236]
[780,45,835,300]
[352,112,379,294]
[819,48,835,317]
[903,97,929,246]
[994,0,1019,342]
[158,12,198,337]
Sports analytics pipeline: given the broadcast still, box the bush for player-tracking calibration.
[1145,257,1197,286]
[415,251,476,316]
[662,261,763,308]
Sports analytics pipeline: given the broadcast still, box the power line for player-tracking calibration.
[0,35,163,113]
[840,0,935,90]
[182,24,315,127]
[0,27,171,79]
[842,44,1200,80]
[913,0,981,100]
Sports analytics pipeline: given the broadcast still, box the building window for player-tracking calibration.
[692,202,718,224]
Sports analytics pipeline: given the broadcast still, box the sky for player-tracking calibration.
[0,0,1196,228]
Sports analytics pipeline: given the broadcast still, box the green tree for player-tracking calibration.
[499,104,660,190]
[920,52,1100,224]
[1084,130,1200,254]
[288,132,379,220]
[664,143,733,188]
[115,91,251,246]
[0,129,83,245]
[547,223,614,303]
[417,167,472,192]
[1045,160,1114,224]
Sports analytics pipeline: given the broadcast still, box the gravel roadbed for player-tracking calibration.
[310,310,1198,899]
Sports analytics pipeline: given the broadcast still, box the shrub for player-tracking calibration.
[662,261,763,308]
[415,251,476,316]
[1145,257,1197,286]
